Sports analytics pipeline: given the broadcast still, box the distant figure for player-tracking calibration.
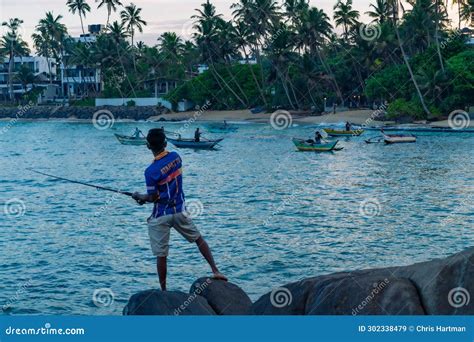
[314,131,323,144]
[380,127,385,134]
[345,122,351,131]
[333,103,337,114]
[133,128,143,138]
[194,128,201,142]
[223,120,228,128]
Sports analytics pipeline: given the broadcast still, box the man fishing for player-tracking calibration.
[132,128,227,290]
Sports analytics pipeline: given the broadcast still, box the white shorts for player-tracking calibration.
[147,212,201,257]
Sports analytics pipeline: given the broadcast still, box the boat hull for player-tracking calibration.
[168,138,223,149]
[323,128,364,137]
[292,138,340,152]
[114,134,147,145]
[383,134,417,144]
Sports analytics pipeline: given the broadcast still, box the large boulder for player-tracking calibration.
[190,277,253,315]
[253,247,474,315]
[123,289,216,315]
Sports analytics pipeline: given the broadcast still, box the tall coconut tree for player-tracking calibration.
[366,0,392,24]
[120,3,147,47]
[33,12,68,90]
[96,0,123,28]
[333,0,360,40]
[0,18,30,101]
[391,0,431,116]
[66,0,91,35]
[107,20,129,43]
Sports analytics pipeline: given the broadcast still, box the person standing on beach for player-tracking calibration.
[132,129,227,291]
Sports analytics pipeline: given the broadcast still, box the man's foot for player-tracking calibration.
[212,271,228,281]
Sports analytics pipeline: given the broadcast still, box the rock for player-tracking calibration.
[123,289,216,315]
[306,275,424,315]
[190,277,253,315]
[254,247,474,315]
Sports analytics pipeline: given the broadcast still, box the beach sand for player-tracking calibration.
[148,108,473,128]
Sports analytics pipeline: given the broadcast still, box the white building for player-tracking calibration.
[61,25,104,98]
[0,56,58,101]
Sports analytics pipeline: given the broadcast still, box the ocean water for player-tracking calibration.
[0,120,473,315]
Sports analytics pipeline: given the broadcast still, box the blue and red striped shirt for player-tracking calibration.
[145,151,185,217]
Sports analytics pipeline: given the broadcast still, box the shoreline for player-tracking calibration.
[0,108,472,129]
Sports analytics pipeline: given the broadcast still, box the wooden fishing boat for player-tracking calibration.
[323,128,364,137]
[114,134,147,146]
[292,138,343,152]
[167,137,223,149]
[383,134,416,144]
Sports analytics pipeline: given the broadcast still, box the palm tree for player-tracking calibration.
[107,20,129,43]
[391,0,431,116]
[66,0,91,35]
[460,0,473,26]
[366,0,391,24]
[158,32,184,58]
[33,12,68,91]
[0,18,30,101]
[333,0,360,40]
[120,3,147,47]
[15,65,37,94]
[96,0,122,28]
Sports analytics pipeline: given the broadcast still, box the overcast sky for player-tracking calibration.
[0,0,460,51]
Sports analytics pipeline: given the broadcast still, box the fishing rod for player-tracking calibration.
[27,169,133,197]
[28,169,176,205]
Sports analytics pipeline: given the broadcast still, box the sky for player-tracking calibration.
[0,0,461,52]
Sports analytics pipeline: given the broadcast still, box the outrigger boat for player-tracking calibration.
[292,138,343,152]
[114,133,147,146]
[323,128,364,137]
[167,137,223,149]
[383,134,416,144]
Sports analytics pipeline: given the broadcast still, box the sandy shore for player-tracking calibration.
[2,108,472,128]
[148,109,473,128]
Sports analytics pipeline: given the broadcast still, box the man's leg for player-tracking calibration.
[157,256,167,291]
[195,236,227,281]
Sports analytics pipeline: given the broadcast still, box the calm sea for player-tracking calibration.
[1,120,473,314]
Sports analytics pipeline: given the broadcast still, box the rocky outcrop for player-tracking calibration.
[123,290,216,315]
[0,105,181,121]
[124,247,474,315]
[189,277,253,315]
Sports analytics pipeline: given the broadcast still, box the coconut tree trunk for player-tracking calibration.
[8,49,14,102]
[434,0,445,73]
[80,13,85,35]
[244,51,268,107]
[393,1,431,116]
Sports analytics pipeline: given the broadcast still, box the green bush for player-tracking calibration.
[71,98,95,106]
[387,99,424,120]
[126,100,136,107]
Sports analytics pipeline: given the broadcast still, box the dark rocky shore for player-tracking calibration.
[123,247,474,315]
[0,105,166,121]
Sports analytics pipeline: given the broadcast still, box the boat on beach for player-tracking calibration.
[383,134,417,144]
[292,138,343,152]
[323,128,364,137]
[114,133,147,145]
[167,137,223,149]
